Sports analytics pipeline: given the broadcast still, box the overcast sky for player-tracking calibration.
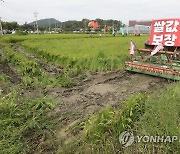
[0,0,180,25]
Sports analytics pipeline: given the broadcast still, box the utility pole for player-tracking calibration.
[61,23,63,32]
[84,19,86,32]
[55,21,57,33]
[33,11,39,34]
[0,0,4,35]
[49,19,51,33]
[56,21,59,33]
[0,17,3,35]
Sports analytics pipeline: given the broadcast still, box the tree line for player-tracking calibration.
[1,18,124,32]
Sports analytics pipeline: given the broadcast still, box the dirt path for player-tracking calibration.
[50,70,169,142]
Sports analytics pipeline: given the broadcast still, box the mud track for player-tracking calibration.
[50,70,170,142]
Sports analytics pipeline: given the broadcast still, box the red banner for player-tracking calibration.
[149,18,180,47]
[88,21,99,29]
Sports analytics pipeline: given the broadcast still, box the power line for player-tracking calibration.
[2,0,25,12]
[0,1,31,24]
[1,16,16,22]
[1,16,24,25]
[1,1,15,10]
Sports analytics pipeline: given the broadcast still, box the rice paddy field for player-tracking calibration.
[3,34,147,71]
[0,34,179,153]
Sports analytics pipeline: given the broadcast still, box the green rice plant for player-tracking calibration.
[56,71,74,87]
[21,35,149,72]
[0,33,100,45]
[0,91,57,154]
[0,70,58,154]
[126,82,180,153]
[83,94,147,143]
[0,73,9,88]
[1,46,56,88]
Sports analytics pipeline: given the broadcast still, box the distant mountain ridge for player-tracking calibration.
[29,18,61,27]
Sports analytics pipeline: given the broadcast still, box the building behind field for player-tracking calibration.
[126,20,152,34]
[129,20,152,27]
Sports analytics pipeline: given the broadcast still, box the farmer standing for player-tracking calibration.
[130,40,136,61]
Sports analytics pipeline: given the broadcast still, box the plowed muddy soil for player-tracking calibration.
[50,70,169,142]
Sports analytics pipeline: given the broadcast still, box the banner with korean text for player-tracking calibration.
[149,18,180,46]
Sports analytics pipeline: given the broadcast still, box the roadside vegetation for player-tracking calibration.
[0,34,179,153]
[62,82,180,153]
[0,73,57,153]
